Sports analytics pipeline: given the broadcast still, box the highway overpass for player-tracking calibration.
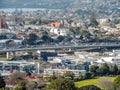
[0,43,120,53]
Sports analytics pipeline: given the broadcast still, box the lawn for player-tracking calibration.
[75,76,116,88]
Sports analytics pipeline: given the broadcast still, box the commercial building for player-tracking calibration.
[43,69,86,78]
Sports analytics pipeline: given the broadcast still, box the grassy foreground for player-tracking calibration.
[75,76,116,88]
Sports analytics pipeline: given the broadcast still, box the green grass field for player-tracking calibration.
[75,76,116,88]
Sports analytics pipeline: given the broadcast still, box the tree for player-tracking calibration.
[57,35,65,42]
[77,85,101,90]
[85,72,92,79]
[99,63,110,76]
[0,76,5,89]
[63,71,75,80]
[89,12,98,27]
[110,64,118,75]
[27,33,38,45]
[15,80,26,90]
[10,71,26,83]
[47,78,76,90]
[41,34,53,43]
[114,76,120,89]
[26,81,37,90]
[89,65,99,76]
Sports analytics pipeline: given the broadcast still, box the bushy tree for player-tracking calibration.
[27,33,38,45]
[63,71,75,80]
[26,81,37,90]
[85,72,92,79]
[57,35,65,42]
[110,64,118,75]
[89,65,99,76]
[15,80,26,90]
[10,71,26,83]
[99,63,110,76]
[47,78,76,90]
[41,34,53,43]
[114,76,120,89]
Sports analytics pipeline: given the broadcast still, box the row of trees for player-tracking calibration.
[44,74,120,90]
[45,78,101,90]
[89,63,119,76]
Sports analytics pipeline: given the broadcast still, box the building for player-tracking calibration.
[50,27,69,36]
[43,69,86,78]
[93,56,120,66]
[0,60,37,76]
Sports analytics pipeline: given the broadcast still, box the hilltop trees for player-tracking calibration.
[90,63,120,76]
[47,78,76,90]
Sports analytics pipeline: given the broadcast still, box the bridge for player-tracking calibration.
[0,42,120,58]
[0,43,120,52]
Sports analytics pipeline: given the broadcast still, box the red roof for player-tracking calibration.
[44,22,61,27]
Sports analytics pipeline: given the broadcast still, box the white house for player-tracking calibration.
[50,27,69,36]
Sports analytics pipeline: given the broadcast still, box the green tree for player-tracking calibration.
[85,72,92,79]
[63,71,75,80]
[99,63,110,76]
[0,76,5,89]
[114,76,120,89]
[47,78,76,90]
[110,64,118,75]
[26,81,37,90]
[89,65,99,76]
[41,34,53,43]
[15,80,26,90]
[27,33,38,45]
[10,71,26,83]
[57,35,65,42]
[77,85,101,90]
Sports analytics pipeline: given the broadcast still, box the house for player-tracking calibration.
[50,27,69,36]
[93,56,120,66]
